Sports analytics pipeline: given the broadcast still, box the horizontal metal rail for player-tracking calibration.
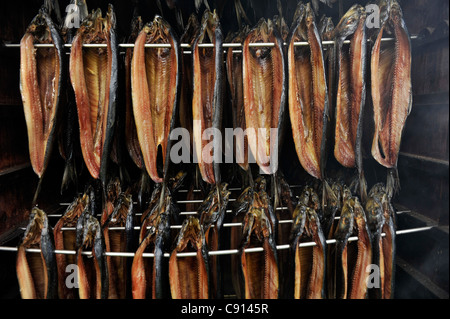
[0,226,432,258]
[2,35,418,49]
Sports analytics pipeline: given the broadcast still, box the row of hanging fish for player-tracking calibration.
[19,0,412,203]
[16,174,396,299]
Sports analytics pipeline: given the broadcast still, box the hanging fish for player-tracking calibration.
[239,206,279,299]
[131,15,181,184]
[16,207,57,299]
[199,183,231,299]
[347,197,372,299]
[69,5,118,184]
[76,212,108,299]
[329,5,368,202]
[287,2,329,181]
[101,192,135,299]
[179,14,200,154]
[192,9,224,185]
[289,204,326,299]
[366,183,396,299]
[125,15,145,170]
[132,197,171,299]
[53,192,89,299]
[243,17,286,176]
[20,8,64,180]
[226,25,250,172]
[169,216,210,299]
[370,0,412,194]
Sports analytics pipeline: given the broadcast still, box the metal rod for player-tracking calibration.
[2,36,418,49]
[0,226,433,257]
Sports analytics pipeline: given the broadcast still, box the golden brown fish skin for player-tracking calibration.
[192,10,224,185]
[226,26,249,171]
[16,208,57,299]
[102,193,133,299]
[53,193,89,299]
[348,198,372,299]
[380,193,396,299]
[20,9,63,178]
[131,15,181,184]
[169,216,209,299]
[371,0,412,169]
[76,213,108,299]
[333,5,367,169]
[290,205,326,299]
[288,3,329,180]
[199,183,230,299]
[125,16,145,170]
[240,206,279,299]
[132,199,170,299]
[70,5,118,181]
[243,17,286,175]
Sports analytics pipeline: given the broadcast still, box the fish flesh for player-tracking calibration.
[101,192,135,299]
[226,25,249,172]
[69,5,118,183]
[288,2,329,180]
[132,198,171,299]
[169,216,209,299]
[199,183,231,299]
[131,15,181,184]
[330,5,368,202]
[20,8,64,179]
[53,193,89,299]
[243,17,286,175]
[371,0,412,169]
[76,212,108,299]
[125,15,145,170]
[366,183,396,299]
[347,197,372,299]
[16,207,57,299]
[192,9,224,185]
[289,204,326,299]
[239,206,279,299]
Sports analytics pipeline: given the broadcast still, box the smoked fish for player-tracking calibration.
[16,207,57,299]
[288,2,329,180]
[20,8,64,178]
[69,5,118,183]
[192,9,224,185]
[131,15,181,184]
[243,17,286,175]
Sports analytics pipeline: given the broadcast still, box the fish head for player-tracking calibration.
[22,207,48,246]
[177,216,204,251]
[388,0,404,26]
[304,2,317,28]
[180,13,200,44]
[332,4,364,40]
[364,197,385,232]
[335,200,354,239]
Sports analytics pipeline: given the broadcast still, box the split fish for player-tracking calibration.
[330,5,368,202]
[53,193,89,299]
[243,17,286,175]
[199,183,231,299]
[16,207,57,299]
[370,0,412,192]
[192,9,224,185]
[287,2,329,181]
[101,192,135,299]
[76,212,109,299]
[289,204,326,299]
[132,198,171,299]
[20,8,64,179]
[169,216,209,299]
[226,25,250,172]
[69,5,118,183]
[131,15,181,184]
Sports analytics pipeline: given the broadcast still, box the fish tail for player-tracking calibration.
[61,158,78,195]
[386,167,400,199]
